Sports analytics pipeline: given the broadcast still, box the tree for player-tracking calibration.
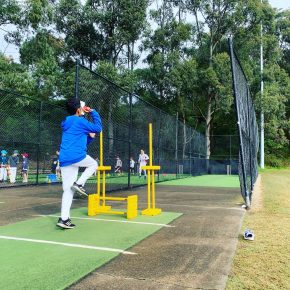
[233,3,290,163]
[186,0,247,160]
[0,54,35,94]
[0,0,20,26]
[275,10,290,74]
[141,4,192,104]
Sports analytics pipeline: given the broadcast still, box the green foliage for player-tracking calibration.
[24,0,53,29]
[265,154,288,168]
[0,0,289,162]
[0,0,20,26]
[0,54,36,94]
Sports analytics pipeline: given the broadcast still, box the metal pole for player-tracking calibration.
[128,93,133,188]
[189,127,192,175]
[36,101,43,185]
[260,0,265,168]
[229,135,232,174]
[157,110,162,182]
[175,112,178,178]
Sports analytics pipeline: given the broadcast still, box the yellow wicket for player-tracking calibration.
[88,131,138,219]
[141,123,162,216]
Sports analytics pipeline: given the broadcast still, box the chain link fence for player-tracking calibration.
[0,89,65,187]
[77,62,206,192]
[0,61,240,192]
[229,38,259,206]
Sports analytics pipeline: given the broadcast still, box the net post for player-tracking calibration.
[128,93,133,188]
[36,101,43,185]
[75,59,80,99]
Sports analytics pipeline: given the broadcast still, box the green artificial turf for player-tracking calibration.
[160,175,240,188]
[86,173,189,185]
[0,208,181,290]
[11,173,189,186]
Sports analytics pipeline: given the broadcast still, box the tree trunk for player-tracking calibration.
[205,98,212,160]
[131,41,134,71]
[206,31,214,161]
[127,42,130,70]
[183,117,186,159]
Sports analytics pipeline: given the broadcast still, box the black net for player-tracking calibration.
[76,63,208,193]
[228,39,259,205]
[0,89,66,187]
[0,60,240,192]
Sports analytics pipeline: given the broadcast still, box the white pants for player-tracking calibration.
[0,167,7,181]
[9,167,17,183]
[139,163,147,176]
[60,155,98,220]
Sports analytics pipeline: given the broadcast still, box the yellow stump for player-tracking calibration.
[127,195,138,219]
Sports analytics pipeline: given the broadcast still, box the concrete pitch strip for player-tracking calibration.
[0,179,245,289]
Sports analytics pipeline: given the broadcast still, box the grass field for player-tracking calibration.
[226,168,290,290]
[2,172,189,185]
[160,174,240,188]
[0,208,181,290]
[2,174,239,190]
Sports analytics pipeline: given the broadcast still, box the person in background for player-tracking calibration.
[129,157,135,175]
[51,152,58,174]
[21,153,29,183]
[0,150,9,183]
[114,156,122,175]
[55,150,61,180]
[8,150,19,183]
[138,149,149,179]
[95,156,100,166]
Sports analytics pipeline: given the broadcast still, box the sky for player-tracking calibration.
[0,0,289,63]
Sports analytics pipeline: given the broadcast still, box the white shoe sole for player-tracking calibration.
[71,185,88,197]
[56,222,75,229]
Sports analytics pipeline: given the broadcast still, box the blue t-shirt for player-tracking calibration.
[22,158,29,170]
[0,156,8,165]
[59,110,102,167]
[9,156,19,167]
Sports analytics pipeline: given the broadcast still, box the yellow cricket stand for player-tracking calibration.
[141,123,162,216]
[88,131,138,219]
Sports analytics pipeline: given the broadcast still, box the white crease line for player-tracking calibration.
[35,214,175,228]
[0,202,5,204]
[138,202,245,211]
[0,235,136,255]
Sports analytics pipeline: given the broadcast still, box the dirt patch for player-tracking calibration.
[250,174,263,212]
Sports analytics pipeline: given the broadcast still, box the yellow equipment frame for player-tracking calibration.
[141,123,162,216]
[88,131,138,219]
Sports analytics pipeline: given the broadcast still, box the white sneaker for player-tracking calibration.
[244,229,254,240]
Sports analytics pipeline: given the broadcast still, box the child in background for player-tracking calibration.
[55,150,61,180]
[21,153,29,183]
[130,157,135,175]
[8,150,19,183]
[114,156,122,175]
[51,150,61,179]
[0,150,8,183]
